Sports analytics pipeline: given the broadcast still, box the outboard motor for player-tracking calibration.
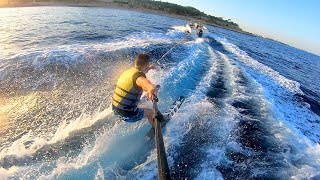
[197,29,203,37]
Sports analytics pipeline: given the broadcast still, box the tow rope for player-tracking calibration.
[156,34,190,69]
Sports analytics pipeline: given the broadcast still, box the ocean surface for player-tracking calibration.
[0,6,320,179]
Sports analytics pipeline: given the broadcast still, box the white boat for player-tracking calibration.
[186,20,208,38]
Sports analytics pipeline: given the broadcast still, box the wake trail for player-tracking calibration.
[170,48,235,179]
[206,36,320,179]
[217,52,291,179]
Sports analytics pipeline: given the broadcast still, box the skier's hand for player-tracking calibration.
[136,77,158,101]
[145,64,156,73]
[148,64,156,70]
[147,85,158,100]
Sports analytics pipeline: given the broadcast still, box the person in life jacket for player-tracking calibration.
[112,53,162,126]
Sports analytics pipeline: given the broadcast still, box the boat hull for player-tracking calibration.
[186,23,208,39]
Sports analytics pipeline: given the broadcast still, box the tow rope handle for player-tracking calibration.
[153,94,159,102]
[152,85,161,102]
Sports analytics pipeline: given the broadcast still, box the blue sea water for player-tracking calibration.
[0,6,320,179]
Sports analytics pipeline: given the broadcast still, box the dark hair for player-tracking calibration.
[134,53,150,67]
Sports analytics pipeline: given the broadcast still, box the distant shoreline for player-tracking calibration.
[1,1,260,37]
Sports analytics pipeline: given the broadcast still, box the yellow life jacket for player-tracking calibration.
[112,67,146,112]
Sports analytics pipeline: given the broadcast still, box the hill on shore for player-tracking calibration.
[4,0,244,32]
[113,0,242,31]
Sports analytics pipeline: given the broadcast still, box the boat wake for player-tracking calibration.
[0,25,319,179]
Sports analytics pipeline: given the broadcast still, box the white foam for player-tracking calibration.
[0,106,113,159]
[195,38,205,44]
[37,117,148,179]
[195,148,225,180]
[219,39,303,94]
[94,163,105,180]
[190,49,246,179]
[0,166,23,178]
[1,31,172,72]
[92,31,172,52]
[36,121,125,179]
[273,120,320,178]
[215,39,320,177]
[147,40,202,94]
[37,145,94,179]
[171,25,188,33]
[218,39,320,142]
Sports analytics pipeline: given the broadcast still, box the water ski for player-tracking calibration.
[145,96,185,141]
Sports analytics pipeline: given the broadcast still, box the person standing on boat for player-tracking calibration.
[112,53,163,126]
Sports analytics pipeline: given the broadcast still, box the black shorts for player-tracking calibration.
[112,106,144,122]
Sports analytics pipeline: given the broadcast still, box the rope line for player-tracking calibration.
[156,34,191,68]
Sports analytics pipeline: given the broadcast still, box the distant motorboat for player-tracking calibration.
[186,20,208,38]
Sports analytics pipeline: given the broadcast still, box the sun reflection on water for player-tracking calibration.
[0,93,39,133]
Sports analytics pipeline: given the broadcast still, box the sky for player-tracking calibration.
[164,0,320,56]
